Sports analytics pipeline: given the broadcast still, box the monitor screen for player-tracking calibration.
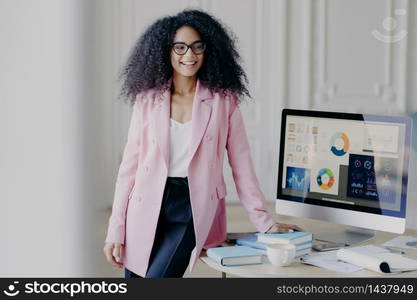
[277,109,412,219]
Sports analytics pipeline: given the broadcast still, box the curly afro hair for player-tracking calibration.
[119,9,250,105]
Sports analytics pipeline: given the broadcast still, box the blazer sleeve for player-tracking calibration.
[226,95,276,233]
[105,97,141,244]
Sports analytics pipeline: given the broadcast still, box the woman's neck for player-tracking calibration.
[172,74,197,96]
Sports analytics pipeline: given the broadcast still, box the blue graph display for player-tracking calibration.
[286,167,311,191]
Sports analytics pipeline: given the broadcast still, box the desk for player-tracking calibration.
[199,215,417,277]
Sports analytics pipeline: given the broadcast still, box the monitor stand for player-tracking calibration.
[315,226,376,246]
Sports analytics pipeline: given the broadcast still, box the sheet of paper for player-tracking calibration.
[301,250,363,273]
[302,246,390,273]
[347,245,390,255]
[382,236,417,251]
[337,246,389,273]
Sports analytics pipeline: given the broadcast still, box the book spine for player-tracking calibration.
[295,247,311,258]
[257,234,313,245]
[206,249,223,265]
[236,240,268,250]
[296,241,312,249]
[257,236,290,244]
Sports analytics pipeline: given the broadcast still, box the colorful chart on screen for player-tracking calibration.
[330,132,350,156]
[310,161,339,195]
[316,168,335,190]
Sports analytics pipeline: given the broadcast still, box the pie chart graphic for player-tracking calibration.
[330,132,350,156]
[316,168,335,190]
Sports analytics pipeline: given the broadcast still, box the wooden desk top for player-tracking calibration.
[200,215,417,277]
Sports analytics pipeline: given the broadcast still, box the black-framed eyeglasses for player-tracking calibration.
[171,40,206,55]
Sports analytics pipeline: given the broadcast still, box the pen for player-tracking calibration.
[384,246,405,255]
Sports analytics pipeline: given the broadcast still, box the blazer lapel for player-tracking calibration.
[188,80,213,165]
[151,87,171,170]
[150,79,213,172]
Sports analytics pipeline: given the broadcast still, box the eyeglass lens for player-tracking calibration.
[172,41,205,55]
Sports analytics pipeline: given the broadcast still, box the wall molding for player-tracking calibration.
[311,0,409,113]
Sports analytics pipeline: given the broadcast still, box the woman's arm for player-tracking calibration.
[225,96,277,233]
[105,98,142,244]
[226,96,303,234]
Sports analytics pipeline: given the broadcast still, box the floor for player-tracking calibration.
[100,202,276,278]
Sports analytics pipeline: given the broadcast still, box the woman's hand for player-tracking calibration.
[266,222,303,233]
[103,242,124,269]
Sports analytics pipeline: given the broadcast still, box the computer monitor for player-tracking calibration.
[276,109,412,245]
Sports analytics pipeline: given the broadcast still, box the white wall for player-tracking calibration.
[0,0,128,277]
[0,0,85,276]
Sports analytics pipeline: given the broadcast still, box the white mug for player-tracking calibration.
[266,243,296,267]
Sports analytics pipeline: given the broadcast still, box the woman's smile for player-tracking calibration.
[180,61,197,65]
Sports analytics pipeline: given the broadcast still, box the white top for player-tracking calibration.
[168,118,192,177]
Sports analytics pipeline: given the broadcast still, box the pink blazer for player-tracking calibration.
[105,79,276,276]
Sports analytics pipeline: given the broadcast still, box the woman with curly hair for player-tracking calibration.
[103,9,302,278]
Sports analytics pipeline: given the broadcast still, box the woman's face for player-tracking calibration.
[170,26,205,78]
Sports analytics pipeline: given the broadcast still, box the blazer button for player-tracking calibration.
[146,166,149,172]
[206,135,212,141]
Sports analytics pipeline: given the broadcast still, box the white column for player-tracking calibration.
[0,0,84,276]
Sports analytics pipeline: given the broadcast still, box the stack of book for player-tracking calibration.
[206,232,314,266]
[236,231,313,258]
